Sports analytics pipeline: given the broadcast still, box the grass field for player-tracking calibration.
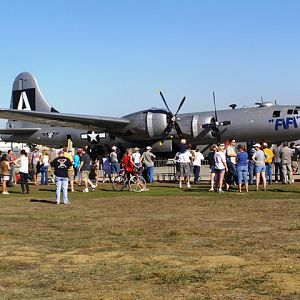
[0,182,299,299]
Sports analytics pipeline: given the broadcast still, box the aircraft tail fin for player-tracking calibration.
[10,72,59,113]
[7,72,58,129]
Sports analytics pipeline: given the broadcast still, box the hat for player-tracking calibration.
[134,147,140,152]
[262,142,268,147]
[253,143,261,148]
[112,146,117,151]
[58,150,64,154]
[146,146,152,150]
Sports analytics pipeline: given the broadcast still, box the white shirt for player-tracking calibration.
[178,151,192,163]
[132,152,141,164]
[214,151,226,170]
[18,155,29,174]
[193,151,204,166]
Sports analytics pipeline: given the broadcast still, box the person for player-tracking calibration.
[273,143,283,183]
[280,142,293,184]
[39,149,50,185]
[193,148,204,184]
[79,147,96,192]
[0,154,10,194]
[252,143,267,191]
[30,147,40,186]
[263,143,274,184]
[14,150,30,194]
[178,139,187,153]
[110,146,120,182]
[177,148,193,189]
[131,147,142,168]
[208,145,217,192]
[290,142,300,178]
[214,144,228,193]
[63,146,75,192]
[102,153,112,183]
[73,149,81,183]
[236,145,249,193]
[122,148,136,179]
[7,149,16,186]
[142,146,156,183]
[51,150,72,205]
[225,138,237,187]
[247,142,256,185]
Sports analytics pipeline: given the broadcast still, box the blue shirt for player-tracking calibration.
[237,151,248,166]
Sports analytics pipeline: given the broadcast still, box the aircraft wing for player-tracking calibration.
[0,128,41,134]
[0,109,131,131]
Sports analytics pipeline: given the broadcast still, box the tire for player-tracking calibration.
[129,175,146,192]
[112,174,125,191]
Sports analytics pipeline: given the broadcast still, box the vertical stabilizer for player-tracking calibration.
[7,72,59,129]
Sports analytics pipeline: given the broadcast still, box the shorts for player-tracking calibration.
[1,175,9,181]
[81,171,90,181]
[210,166,216,173]
[32,164,38,173]
[111,162,120,174]
[68,169,74,181]
[179,163,191,177]
[215,168,225,173]
[255,165,266,173]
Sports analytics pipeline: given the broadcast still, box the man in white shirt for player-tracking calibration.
[178,150,193,189]
[193,148,204,184]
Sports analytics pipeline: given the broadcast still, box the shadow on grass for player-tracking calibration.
[30,199,56,205]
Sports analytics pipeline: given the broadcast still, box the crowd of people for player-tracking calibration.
[0,139,299,200]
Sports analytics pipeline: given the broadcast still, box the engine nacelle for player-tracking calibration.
[191,114,215,139]
[146,111,168,138]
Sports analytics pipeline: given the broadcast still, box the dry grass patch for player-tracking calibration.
[0,182,299,299]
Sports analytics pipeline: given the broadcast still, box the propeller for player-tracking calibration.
[201,91,232,145]
[159,91,186,142]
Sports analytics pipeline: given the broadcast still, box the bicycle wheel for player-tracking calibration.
[112,174,126,191]
[129,175,147,192]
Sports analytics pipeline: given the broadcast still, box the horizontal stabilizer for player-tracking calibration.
[0,109,131,131]
[0,128,40,135]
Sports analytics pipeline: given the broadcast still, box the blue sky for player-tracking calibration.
[1,0,300,127]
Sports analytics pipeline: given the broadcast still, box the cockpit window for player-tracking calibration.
[287,109,293,114]
[272,111,281,117]
[294,110,298,115]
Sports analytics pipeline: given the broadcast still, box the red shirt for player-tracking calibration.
[122,155,134,173]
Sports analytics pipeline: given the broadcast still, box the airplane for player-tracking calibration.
[0,72,300,153]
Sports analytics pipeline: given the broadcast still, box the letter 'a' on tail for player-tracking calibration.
[11,72,59,113]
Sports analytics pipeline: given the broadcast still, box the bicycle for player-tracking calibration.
[112,168,147,192]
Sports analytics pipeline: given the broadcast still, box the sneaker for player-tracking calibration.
[83,188,89,192]
[64,202,70,205]
[218,189,224,193]
[2,191,9,195]
[208,188,214,192]
[91,184,96,189]
[187,184,191,189]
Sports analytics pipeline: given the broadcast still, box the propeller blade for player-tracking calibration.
[174,122,184,138]
[159,91,172,115]
[220,120,232,126]
[174,96,186,116]
[213,91,218,122]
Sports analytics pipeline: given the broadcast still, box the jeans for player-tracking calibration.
[226,160,237,185]
[265,163,273,184]
[55,177,69,204]
[193,165,200,183]
[274,162,283,182]
[248,160,255,184]
[40,165,49,185]
[146,166,155,183]
[20,172,29,193]
[237,165,248,184]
